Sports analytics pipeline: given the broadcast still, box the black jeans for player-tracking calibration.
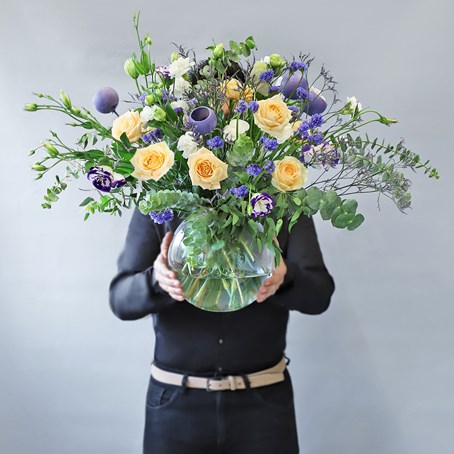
[143,367,299,453]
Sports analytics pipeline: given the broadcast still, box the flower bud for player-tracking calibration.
[59,90,71,109]
[153,106,167,122]
[32,163,47,171]
[144,34,152,45]
[24,103,38,112]
[145,94,157,105]
[42,141,58,157]
[124,58,139,79]
[213,43,225,59]
[170,52,179,62]
[269,54,286,70]
[71,106,81,115]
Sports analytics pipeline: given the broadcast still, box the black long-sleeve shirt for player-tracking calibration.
[109,206,335,376]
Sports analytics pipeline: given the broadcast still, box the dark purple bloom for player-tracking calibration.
[246,164,262,177]
[173,106,184,114]
[150,208,174,224]
[234,99,248,114]
[250,192,275,218]
[259,69,274,84]
[296,87,309,100]
[294,120,311,139]
[264,160,275,173]
[141,128,164,144]
[310,134,324,145]
[230,185,248,199]
[290,61,308,72]
[259,136,278,151]
[87,166,125,192]
[248,101,259,113]
[206,136,224,150]
[188,106,217,135]
[309,113,324,128]
[156,65,171,78]
[302,143,312,152]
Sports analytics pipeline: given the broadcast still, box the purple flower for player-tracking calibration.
[259,136,278,151]
[296,87,309,100]
[246,164,262,177]
[248,101,259,113]
[268,85,280,93]
[173,106,184,115]
[288,105,301,116]
[206,136,224,150]
[156,65,171,78]
[161,89,177,103]
[230,185,248,199]
[259,69,275,84]
[294,120,311,139]
[150,208,174,224]
[250,192,275,218]
[138,93,147,103]
[264,160,275,173]
[141,128,164,144]
[309,114,324,128]
[234,100,248,114]
[87,166,125,192]
[310,134,324,145]
[290,61,308,72]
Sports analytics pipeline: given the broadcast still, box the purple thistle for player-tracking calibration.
[259,69,275,84]
[248,101,259,113]
[264,160,275,173]
[234,99,248,114]
[246,164,262,177]
[259,136,278,151]
[206,136,224,150]
[250,192,275,218]
[230,185,249,199]
[150,208,174,224]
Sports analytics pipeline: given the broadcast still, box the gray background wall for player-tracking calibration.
[1,0,453,452]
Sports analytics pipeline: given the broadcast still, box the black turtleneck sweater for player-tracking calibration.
[108,206,335,376]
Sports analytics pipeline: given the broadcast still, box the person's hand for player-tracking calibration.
[256,237,287,303]
[153,231,185,301]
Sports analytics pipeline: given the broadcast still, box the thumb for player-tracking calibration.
[161,231,174,260]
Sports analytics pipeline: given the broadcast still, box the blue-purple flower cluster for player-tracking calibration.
[264,159,275,173]
[149,208,174,224]
[259,69,274,84]
[230,185,248,199]
[246,164,262,177]
[294,114,325,145]
[142,128,164,144]
[259,136,278,152]
[206,136,224,150]
[290,61,308,72]
[235,100,259,114]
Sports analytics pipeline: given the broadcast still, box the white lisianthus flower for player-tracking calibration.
[168,57,195,78]
[177,131,199,158]
[262,55,271,64]
[140,106,154,125]
[170,99,189,113]
[223,119,250,142]
[173,77,191,98]
[346,96,362,112]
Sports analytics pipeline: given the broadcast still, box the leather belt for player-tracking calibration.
[150,355,288,392]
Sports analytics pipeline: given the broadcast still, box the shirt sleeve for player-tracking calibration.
[108,206,177,320]
[269,213,336,314]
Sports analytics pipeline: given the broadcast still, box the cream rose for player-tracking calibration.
[111,110,143,143]
[271,156,308,191]
[187,147,228,190]
[253,94,293,143]
[130,141,174,181]
[221,78,254,102]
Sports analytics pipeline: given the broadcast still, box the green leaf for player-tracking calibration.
[306,187,324,210]
[119,132,131,148]
[347,214,365,230]
[342,199,358,213]
[79,197,94,207]
[229,40,242,54]
[232,213,239,226]
[333,212,356,229]
[320,201,338,220]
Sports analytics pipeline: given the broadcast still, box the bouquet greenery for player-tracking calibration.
[25,13,439,311]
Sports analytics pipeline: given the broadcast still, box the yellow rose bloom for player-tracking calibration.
[187,147,228,190]
[221,78,254,102]
[112,110,143,143]
[253,94,293,143]
[271,156,308,191]
[130,141,174,181]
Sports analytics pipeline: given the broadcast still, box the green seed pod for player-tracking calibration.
[59,90,72,109]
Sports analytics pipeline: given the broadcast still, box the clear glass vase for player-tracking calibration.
[167,220,275,312]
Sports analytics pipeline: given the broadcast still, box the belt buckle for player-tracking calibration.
[206,377,218,392]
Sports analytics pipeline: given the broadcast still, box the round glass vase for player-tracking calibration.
[167,220,275,312]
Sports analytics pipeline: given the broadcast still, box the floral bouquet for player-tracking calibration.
[25,13,439,312]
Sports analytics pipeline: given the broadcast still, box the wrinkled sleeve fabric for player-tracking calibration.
[108,206,176,320]
[270,214,335,315]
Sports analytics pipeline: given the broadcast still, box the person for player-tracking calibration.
[109,206,335,454]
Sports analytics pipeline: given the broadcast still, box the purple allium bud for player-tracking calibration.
[250,192,275,218]
[206,136,224,150]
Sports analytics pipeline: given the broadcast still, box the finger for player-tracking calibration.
[157,274,183,292]
[155,254,177,279]
[161,231,174,259]
[160,283,185,301]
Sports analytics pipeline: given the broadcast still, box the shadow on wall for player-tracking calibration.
[289,298,406,454]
